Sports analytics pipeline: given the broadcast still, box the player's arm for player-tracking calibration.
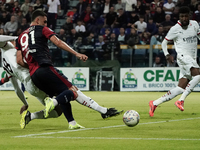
[16,50,28,68]
[50,35,88,62]
[9,77,28,114]
[162,38,174,64]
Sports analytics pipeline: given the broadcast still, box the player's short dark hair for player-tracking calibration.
[31,10,47,22]
[179,6,190,14]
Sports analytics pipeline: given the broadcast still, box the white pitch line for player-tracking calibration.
[25,136,200,141]
[13,117,200,138]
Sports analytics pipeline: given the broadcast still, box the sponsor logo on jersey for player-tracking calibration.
[122,69,137,88]
[72,69,86,88]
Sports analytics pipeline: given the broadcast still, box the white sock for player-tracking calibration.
[153,86,184,106]
[179,75,200,101]
[69,120,77,126]
[30,110,59,120]
[76,90,107,114]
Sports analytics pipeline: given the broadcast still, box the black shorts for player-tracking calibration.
[31,66,72,97]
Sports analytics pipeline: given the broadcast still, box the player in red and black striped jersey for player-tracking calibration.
[16,10,123,129]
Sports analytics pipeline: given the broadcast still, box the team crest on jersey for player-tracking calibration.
[122,69,137,88]
[72,69,86,88]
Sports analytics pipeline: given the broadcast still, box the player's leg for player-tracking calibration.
[149,78,188,117]
[175,68,200,111]
[69,86,123,119]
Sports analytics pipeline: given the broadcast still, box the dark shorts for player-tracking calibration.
[31,66,72,97]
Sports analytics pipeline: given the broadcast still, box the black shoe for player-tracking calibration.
[101,108,124,119]
[20,110,31,129]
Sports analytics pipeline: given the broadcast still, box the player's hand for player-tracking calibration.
[20,105,28,114]
[166,54,174,64]
[76,53,88,62]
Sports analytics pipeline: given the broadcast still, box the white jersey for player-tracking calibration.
[165,20,199,59]
[1,41,46,105]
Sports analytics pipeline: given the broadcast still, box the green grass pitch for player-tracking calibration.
[0,91,200,150]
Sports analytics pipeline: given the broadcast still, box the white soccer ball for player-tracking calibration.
[123,110,140,127]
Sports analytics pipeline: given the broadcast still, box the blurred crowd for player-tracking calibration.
[0,0,200,67]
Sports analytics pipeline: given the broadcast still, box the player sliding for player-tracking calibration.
[149,6,200,117]
[15,10,123,127]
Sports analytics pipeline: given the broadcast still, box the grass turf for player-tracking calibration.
[0,91,200,150]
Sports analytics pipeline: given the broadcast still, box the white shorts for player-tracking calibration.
[23,78,47,105]
[177,55,200,80]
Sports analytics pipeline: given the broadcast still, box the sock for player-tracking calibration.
[153,86,184,106]
[179,75,200,101]
[60,103,74,122]
[69,120,77,126]
[30,110,59,120]
[76,90,107,114]
[56,90,74,104]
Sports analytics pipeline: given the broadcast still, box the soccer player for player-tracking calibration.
[16,10,123,125]
[149,6,200,117]
[0,35,63,129]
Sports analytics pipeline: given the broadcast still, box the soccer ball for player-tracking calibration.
[123,110,140,127]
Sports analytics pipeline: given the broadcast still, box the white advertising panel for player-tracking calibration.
[120,68,200,91]
[0,67,89,91]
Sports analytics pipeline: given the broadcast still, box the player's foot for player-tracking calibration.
[149,100,157,117]
[44,97,55,118]
[175,100,184,111]
[20,110,31,129]
[101,108,124,119]
[68,123,85,130]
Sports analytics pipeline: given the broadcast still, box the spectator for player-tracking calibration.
[102,0,111,15]
[13,27,22,36]
[82,32,95,57]
[114,0,125,13]
[189,0,198,13]
[76,0,88,19]
[176,0,187,7]
[167,55,178,67]
[103,6,117,28]
[33,0,45,11]
[144,6,153,23]
[127,11,139,28]
[153,6,165,26]
[61,17,74,37]
[113,8,127,28]
[75,20,86,36]
[0,11,10,25]
[19,17,29,31]
[171,6,179,23]
[4,0,14,13]
[150,0,163,16]
[122,0,137,18]
[146,17,157,36]
[161,14,174,33]
[4,15,18,35]
[132,15,147,34]
[80,6,95,26]
[25,5,34,23]
[163,0,175,15]
[94,35,106,60]
[102,28,111,43]
[91,0,101,19]
[135,0,146,15]
[104,32,121,60]
[127,28,139,47]
[139,31,150,45]
[83,32,95,46]
[153,56,164,67]
[47,0,61,30]
[68,28,81,45]
[150,25,165,45]
[20,0,30,17]
[117,27,128,44]
[193,4,200,24]
[66,7,78,23]
[12,1,20,15]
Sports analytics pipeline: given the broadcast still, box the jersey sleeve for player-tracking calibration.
[165,26,177,41]
[42,26,56,39]
[15,38,22,50]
